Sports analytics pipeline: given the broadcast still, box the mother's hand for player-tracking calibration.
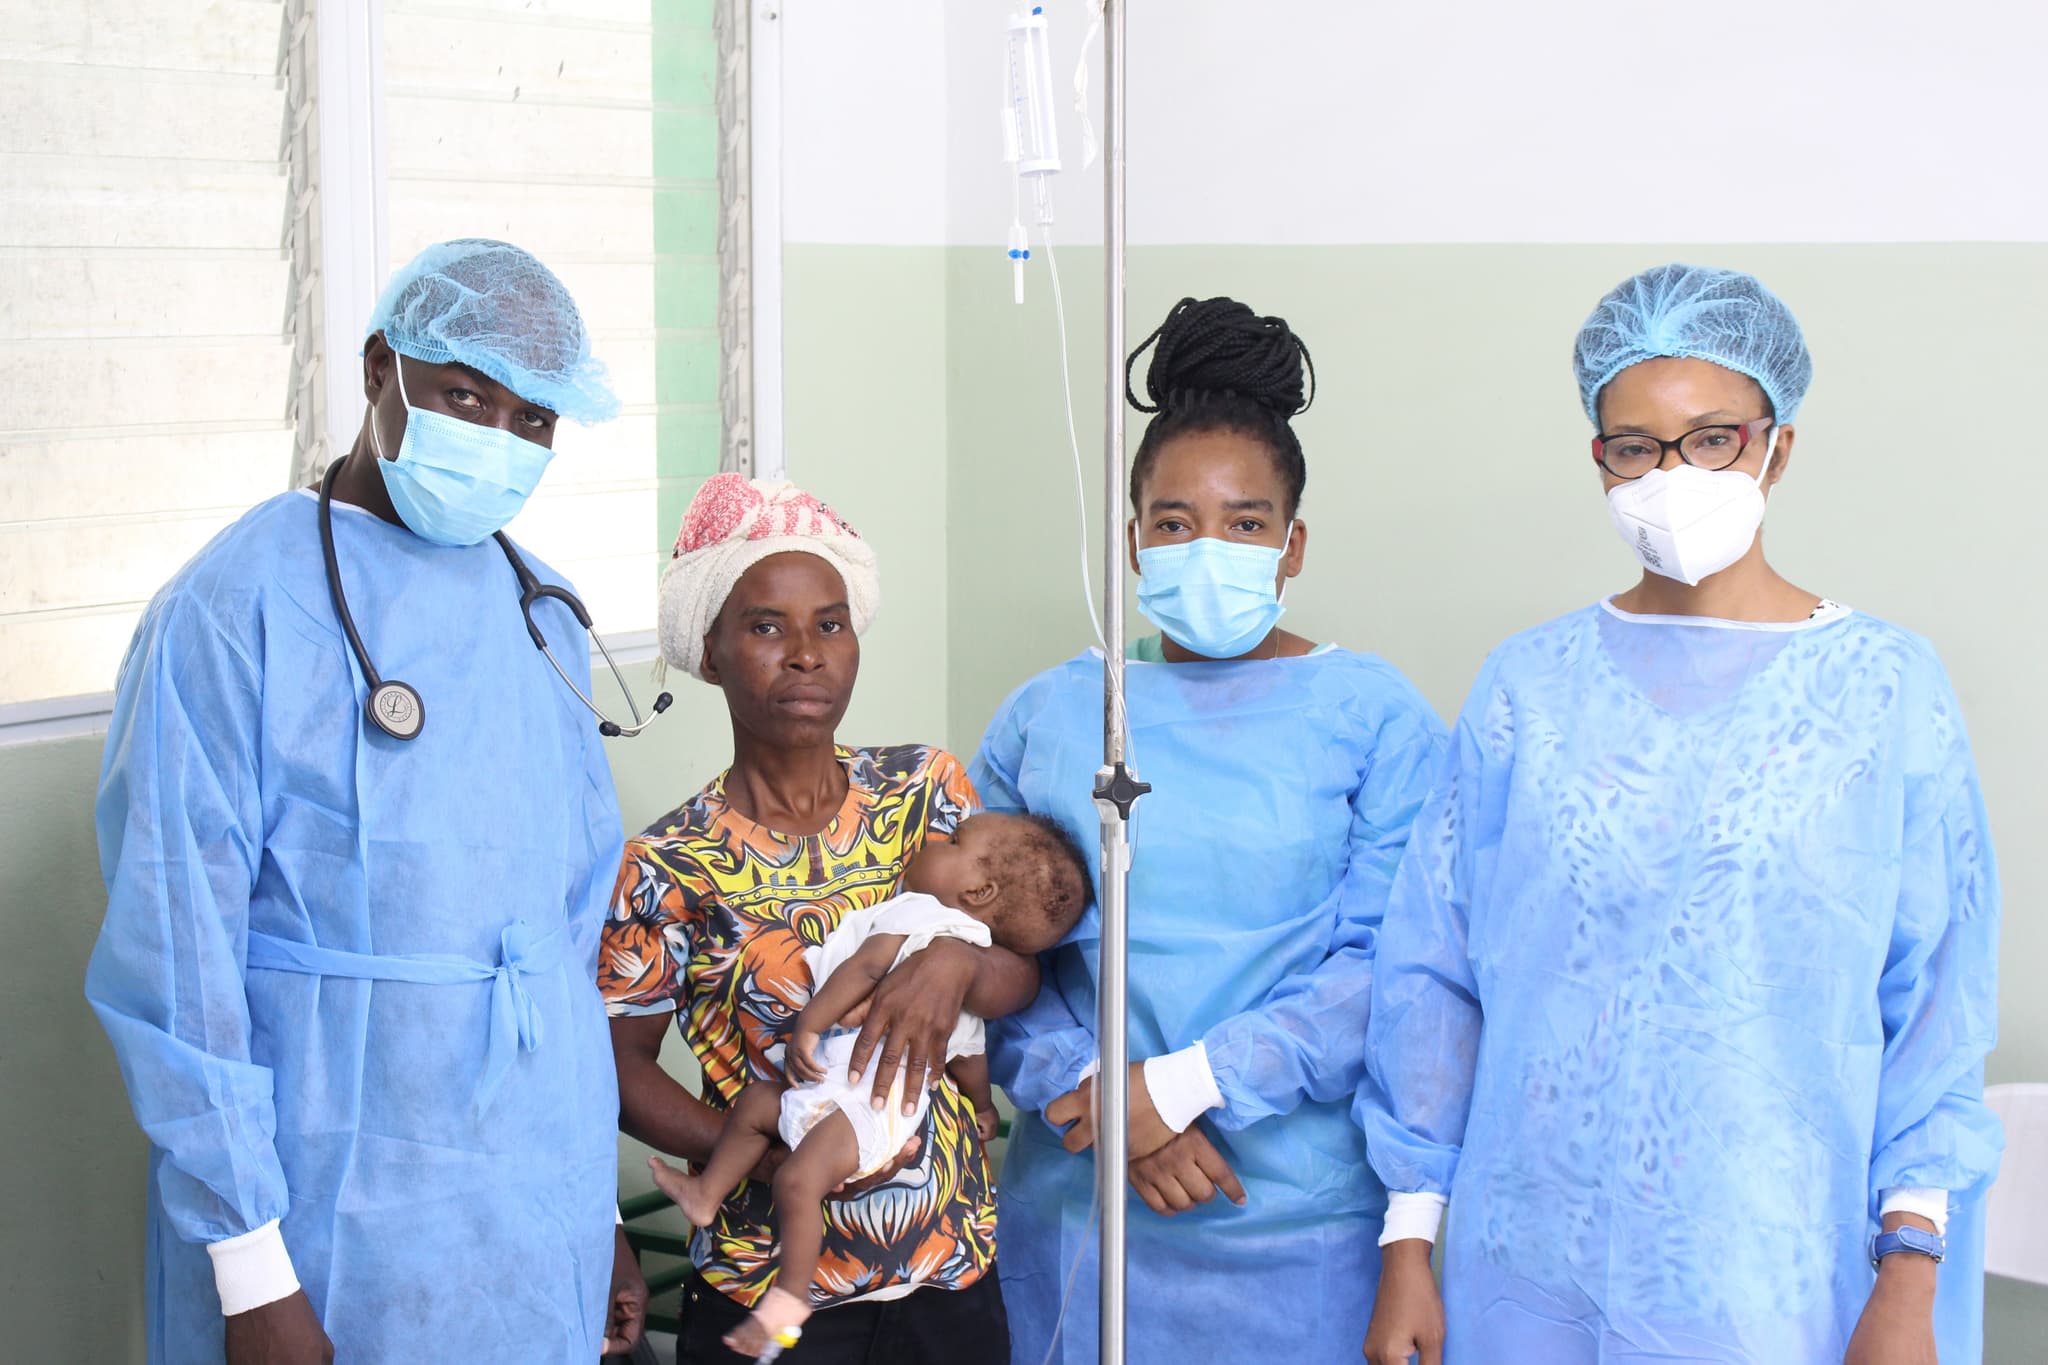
[843,939,979,1111]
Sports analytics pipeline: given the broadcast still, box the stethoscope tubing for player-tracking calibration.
[319,461,387,690]
[316,460,670,740]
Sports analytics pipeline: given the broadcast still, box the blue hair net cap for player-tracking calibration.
[367,238,620,424]
[1572,263,1812,427]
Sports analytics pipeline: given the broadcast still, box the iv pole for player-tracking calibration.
[1092,4,1144,1364]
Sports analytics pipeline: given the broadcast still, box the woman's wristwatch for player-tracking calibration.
[1871,1225,1945,1270]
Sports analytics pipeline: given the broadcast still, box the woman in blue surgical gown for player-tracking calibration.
[1360,264,2002,1365]
[975,297,1447,1365]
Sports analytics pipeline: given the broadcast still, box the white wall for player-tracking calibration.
[779,0,950,244]
[771,3,960,738]
[945,0,2048,247]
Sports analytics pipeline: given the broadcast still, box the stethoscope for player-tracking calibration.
[319,461,672,742]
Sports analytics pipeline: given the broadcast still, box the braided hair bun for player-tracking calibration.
[1126,296,1314,516]
[1127,296,1315,417]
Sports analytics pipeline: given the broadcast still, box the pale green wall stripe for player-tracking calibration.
[0,735,146,1360]
[947,241,2048,1070]
[652,1,722,552]
[943,241,2048,1348]
[5,237,2044,1356]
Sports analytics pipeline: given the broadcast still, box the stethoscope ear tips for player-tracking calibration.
[597,693,669,739]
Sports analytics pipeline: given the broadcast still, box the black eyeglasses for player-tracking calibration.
[1592,417,1772,481]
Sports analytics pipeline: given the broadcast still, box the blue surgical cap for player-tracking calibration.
[1572,263,1812,427]
[367,238,620,424]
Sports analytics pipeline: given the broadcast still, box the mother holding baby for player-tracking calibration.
[976,297,1448,1363]
[598,475,1038,1363]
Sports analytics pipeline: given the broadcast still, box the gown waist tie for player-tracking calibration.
[245,920,569,1115]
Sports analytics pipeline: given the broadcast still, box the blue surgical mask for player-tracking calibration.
[372,355,554,547]
[1135,534,1291,659]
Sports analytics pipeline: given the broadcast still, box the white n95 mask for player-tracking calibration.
[1606,428,1776,586]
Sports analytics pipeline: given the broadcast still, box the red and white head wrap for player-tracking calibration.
[657,473,880,681]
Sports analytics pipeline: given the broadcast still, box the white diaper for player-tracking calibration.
[777,1032,931,1178]
[779,892,991,1179]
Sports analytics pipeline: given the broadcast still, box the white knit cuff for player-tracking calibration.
[1880,1187,1949,1236]
[207,1219,300,1316]
[1144,1043,1224,1134]
[1379,1192,1448,1246]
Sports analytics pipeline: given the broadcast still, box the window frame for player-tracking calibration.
[737,0,785,478]
[0,0,772,744]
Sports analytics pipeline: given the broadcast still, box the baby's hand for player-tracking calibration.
[974,1106,1000,1143]
[786,1028,827,1085]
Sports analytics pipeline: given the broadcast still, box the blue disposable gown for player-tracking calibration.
[1361,604,2002,1363]
[86,492,624,1363]
[974,645,1446,1365]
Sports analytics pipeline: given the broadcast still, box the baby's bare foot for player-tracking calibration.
[725,1286,810,1360]
[647,1155,723,1227]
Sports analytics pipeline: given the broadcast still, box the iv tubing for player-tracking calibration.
[1042,228,1105,649]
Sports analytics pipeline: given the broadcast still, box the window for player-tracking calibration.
[0,0,725,715]
[382,0,722,635]
[0,3,295,706]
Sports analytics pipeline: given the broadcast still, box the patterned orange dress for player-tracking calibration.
[599,745,998,1309]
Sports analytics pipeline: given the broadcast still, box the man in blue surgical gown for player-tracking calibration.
[86,239,646,1363]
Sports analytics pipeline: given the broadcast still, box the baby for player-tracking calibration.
[649,811,1091,1358]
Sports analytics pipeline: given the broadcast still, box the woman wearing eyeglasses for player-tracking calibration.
[1358,264,2002,1365]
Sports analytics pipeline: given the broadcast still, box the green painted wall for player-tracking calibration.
[0,667,745,1360]
[8,238,2043,1355]
[943,242,2048,1357]
[946,242,2048,1080]
[0,650,959,1359]
[615,244,958,1218]
[780,245,954,757]
[0,733,146,1361]
[652,0,723,542]
[0,242,958,1358]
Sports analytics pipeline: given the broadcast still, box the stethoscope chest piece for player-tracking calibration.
[318,458,664,744]
[366,680,425,741]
